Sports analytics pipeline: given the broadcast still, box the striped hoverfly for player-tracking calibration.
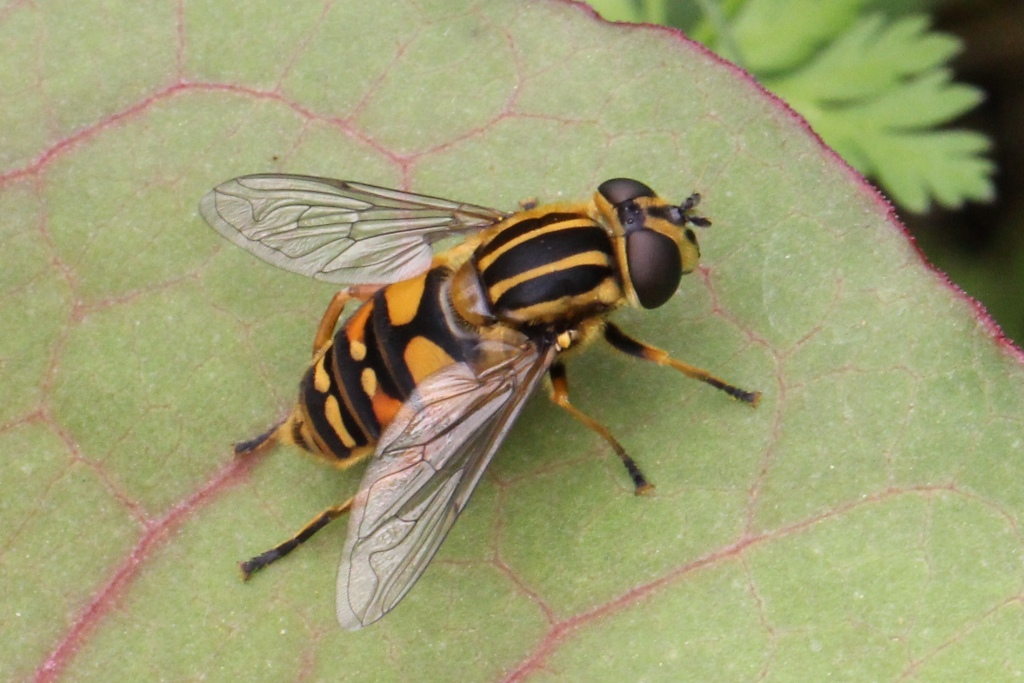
[199,174,760,629]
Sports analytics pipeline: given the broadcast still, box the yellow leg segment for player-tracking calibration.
[549,362,653,494]
[312,285,382,357]
[603,323,761,406]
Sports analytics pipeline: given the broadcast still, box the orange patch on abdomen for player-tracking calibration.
[370,390,403,429]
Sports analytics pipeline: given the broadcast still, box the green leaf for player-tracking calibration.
[860,129,995,211]
[730,0,863,73]
[766,15,962,103]
[2,1,1023,681]
[759,13,993,211]
[586,0,647,23]
[662,3,994,213]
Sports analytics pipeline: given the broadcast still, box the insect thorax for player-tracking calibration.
[457,209,625,328]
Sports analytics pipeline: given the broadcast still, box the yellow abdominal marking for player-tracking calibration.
[404,336,456,384]
[349,339,367,361]
[323,395,357,449]
[360,367,378,397]
[313,360,331,393]
[384,275,428,327]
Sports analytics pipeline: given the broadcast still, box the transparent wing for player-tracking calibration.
[199,174,506,284]
[336,340,557,629]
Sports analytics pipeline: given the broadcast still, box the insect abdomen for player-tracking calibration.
[473,210,623,326]
[293,267,478,465]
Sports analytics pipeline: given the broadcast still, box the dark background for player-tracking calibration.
[908,0,1024,344]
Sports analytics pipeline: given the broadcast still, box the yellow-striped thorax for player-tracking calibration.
[451,178,706,330]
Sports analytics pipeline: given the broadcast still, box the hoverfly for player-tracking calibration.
[199,174,759,629]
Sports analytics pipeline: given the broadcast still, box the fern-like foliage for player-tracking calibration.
[589,0,995,213]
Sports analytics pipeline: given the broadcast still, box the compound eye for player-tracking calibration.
[626,229,683,309]
[598,178,655,206]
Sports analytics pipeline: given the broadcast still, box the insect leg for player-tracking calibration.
[240,496,354,579]
[548,362,653,494]
[233,422,285,456]
[603,323,761,406]
[313,285,382,357]
[232,286,384,457]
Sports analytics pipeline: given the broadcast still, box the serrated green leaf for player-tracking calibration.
[769,14,963,102]
[730,0,861,72]
[587,0,646,23]
[862,130,996,210]
[799,69,989,199]
[760,12,991,212]
[848,70,982,128]
[2,1,1022,682]
[590,3,994,212]
[588,0,674,25]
